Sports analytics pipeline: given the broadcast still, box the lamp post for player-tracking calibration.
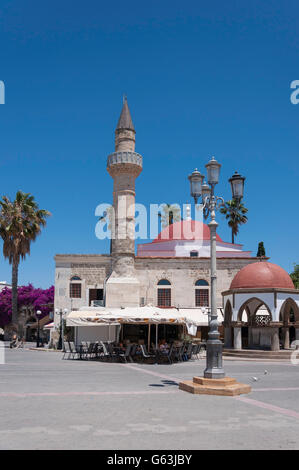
[36,310,42,348]
[55,308,68,350]
[188,157,245,379]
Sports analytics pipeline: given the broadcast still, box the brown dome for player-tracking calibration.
[230,262,294,290]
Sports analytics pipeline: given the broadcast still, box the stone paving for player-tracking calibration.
[1,346,299,449]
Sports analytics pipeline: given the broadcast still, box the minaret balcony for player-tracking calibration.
[107,151,143,168]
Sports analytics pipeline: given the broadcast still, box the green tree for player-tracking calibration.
[220,199,248,244]
[257,241,266,258]
[290,264,299,289]
[158,203,182,228]
[0,191,50,334]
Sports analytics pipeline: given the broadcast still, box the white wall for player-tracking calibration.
[275,292,299,322]
[232,292,275,321]
[75,325,118,344]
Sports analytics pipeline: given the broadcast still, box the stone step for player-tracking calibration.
[223,349,295,360]
[224,348,293,356]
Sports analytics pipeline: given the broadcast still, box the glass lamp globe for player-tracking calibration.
[188,168,204,203]
[229,171,245,200]
[201,181,211,203]
[205,157,221,185]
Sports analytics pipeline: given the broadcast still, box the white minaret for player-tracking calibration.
[105,99,142,307]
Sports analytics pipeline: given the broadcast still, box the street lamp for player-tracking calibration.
[36,310,42,348]
[188,157,245,379]
[188,169,204,204]
[55,308,68,350]
[229,171,246,201]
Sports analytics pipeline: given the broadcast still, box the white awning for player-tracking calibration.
[66,306,223,328]
[43,322,54,330]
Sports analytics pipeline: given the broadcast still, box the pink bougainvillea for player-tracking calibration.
[0,284,54,327]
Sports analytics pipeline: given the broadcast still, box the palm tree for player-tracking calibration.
[158,203,182,228]
[0,191,50,334]
[290,264,299,289]
[220,199,248,244]
[98,205,115,254]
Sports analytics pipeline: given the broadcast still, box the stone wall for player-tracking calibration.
[135,257,257,308]
[54,255,111,323]
[54,254,258,314]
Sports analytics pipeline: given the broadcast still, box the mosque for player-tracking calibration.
[54,100,299,350]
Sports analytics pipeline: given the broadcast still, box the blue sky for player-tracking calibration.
[0,0,298,288]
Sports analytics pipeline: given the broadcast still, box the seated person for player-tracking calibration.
[159,339,169,353]
[117,342,126,352]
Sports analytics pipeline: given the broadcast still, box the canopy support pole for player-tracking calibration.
[155,323,158,349]
[148,324,151,351]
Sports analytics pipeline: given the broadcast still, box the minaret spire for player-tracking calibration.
[115,97,136,152]
[116,96,135,132]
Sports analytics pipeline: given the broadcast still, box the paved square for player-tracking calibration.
[1,348,299,449]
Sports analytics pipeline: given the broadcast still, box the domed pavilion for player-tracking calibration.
[222,261,299,350]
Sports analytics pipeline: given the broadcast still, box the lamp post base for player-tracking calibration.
[203,339,225,379]
[179,376,251,396]
[203,369,225,379]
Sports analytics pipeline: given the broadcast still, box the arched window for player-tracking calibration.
[157,279,171,286]
[157,279,171,306]
[195,279,209,286]
[70,275,82,298]
[195,279,209,306]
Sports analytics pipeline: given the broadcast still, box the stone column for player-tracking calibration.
[271,328,280,351]
[233,327,242,350]
[283,327,290,350]
[224,327,232,348]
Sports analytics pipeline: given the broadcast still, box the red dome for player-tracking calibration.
[230,262,294,290]
[154,220,223,243]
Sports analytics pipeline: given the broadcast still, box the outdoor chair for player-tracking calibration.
[129,344,137,362]
[158,343,175,364]
[86,342,97,360]
[191,344,199,360]
[150,345,161,362]
[62,341,72,360]
[192,343,205,359]
[93,342,101,359]
[95,342,103,359]
[117,344,132,363]
[69,341,80,359]
[173,344,185,362]
[106,342,118,361]
[184,343,193,361]
[78,342,89,360]
[140,344,156,363]
[99,341,112,361]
